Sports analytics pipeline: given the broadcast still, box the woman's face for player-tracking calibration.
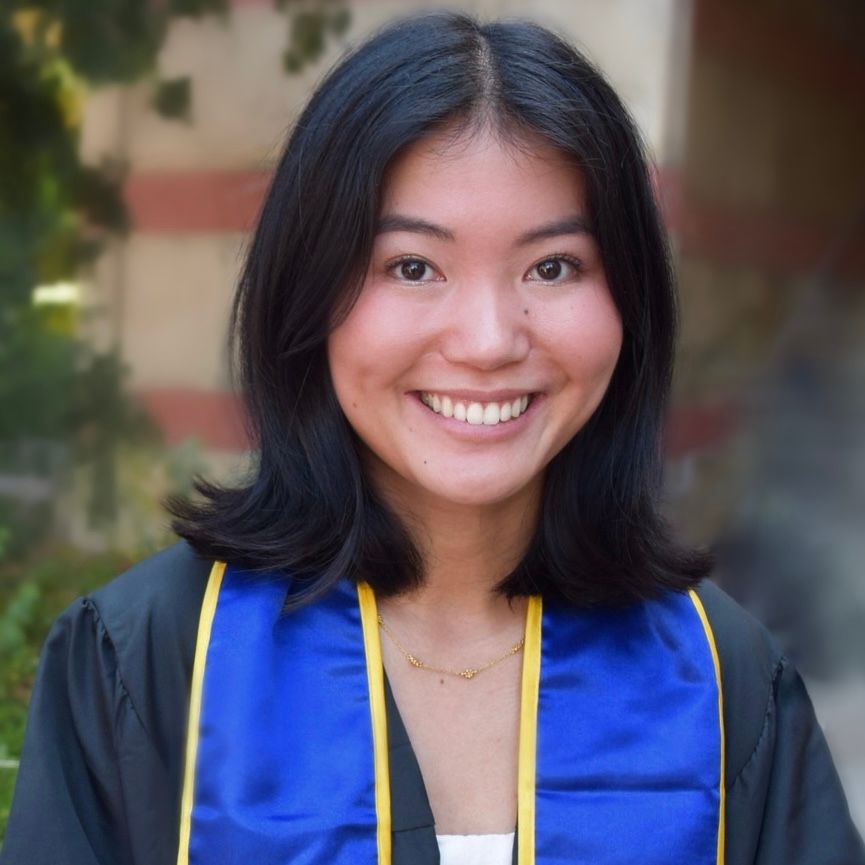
[327,126,623,511]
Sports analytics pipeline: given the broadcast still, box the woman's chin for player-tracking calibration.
[412,472,540,511]
[364,451,543,512]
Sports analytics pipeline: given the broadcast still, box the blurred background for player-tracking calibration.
[1,0,863,841]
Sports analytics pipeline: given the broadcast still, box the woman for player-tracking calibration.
[3,12,863,865]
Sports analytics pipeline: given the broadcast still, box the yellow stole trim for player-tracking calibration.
[176,560,225,865]
[357,581,392,865]
[517,595,543,865]
[689,589,727,865]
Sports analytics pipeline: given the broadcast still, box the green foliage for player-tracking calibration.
[0,307,77,442]
[281,1,351,73]
[169,0,229,18]
[14,0,226,85]
[0,579,49,839]
[56,0,166,84]
[71,353,161,527]
[71,165,129,236]
[0,768,15,845]
[153,76,192,121]
[0,305,160,531]
[1,7,138,292]
[0,21,76,213]
[0,499,53,563]
[0,583,40,653]
[0,23,102,295]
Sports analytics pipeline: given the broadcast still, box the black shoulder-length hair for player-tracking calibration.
[167,11,712,607]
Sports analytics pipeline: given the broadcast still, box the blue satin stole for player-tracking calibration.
[177,563,724,865]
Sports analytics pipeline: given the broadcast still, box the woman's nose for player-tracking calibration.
[438,282,531,370]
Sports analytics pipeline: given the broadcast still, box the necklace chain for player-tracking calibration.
[376,614,525,680]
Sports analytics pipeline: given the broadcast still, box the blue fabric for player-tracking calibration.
[189,567,378,864]
[535,594,721,864]
[189,570,721,864]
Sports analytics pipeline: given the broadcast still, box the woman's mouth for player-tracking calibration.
[418,391,535,426]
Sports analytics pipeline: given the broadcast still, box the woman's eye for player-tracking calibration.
[387,257,439,283]
[527,256,583,283]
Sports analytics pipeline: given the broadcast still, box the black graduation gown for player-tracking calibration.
[1,542,863,865]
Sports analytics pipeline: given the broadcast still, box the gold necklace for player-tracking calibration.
[376,614,525,680]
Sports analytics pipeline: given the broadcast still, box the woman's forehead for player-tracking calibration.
[385,121,580,180]
[378,126,589,232]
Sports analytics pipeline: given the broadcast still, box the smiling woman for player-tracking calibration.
[328,128,623,513]
[3,11,863,865]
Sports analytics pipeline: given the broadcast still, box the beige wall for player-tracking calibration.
[82,0,687,172]
[116,234,244,390]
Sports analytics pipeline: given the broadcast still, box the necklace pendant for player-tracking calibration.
[378,614,525,682]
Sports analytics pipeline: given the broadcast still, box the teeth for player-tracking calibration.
[419,392,533,426]
[482,403,499,425]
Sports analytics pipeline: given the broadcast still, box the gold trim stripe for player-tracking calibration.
[517,595,542,865]
[357,582,392,865]
[689,589,727,865]
[176,560,226,865]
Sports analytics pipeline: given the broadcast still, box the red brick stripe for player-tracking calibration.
[136,388,249,451]
[124,170,271,234]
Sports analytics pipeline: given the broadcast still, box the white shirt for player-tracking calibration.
[436,832,515,865]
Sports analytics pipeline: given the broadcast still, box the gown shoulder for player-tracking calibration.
[85,540,211,749]
[0,542,209,865]
[695,579,865,864]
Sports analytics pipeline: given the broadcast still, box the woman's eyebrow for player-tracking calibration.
[374,213,593,243]
[514,216,594,245]
[375,215,454,240]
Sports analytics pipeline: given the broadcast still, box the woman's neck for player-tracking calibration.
[374,475,540,635]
